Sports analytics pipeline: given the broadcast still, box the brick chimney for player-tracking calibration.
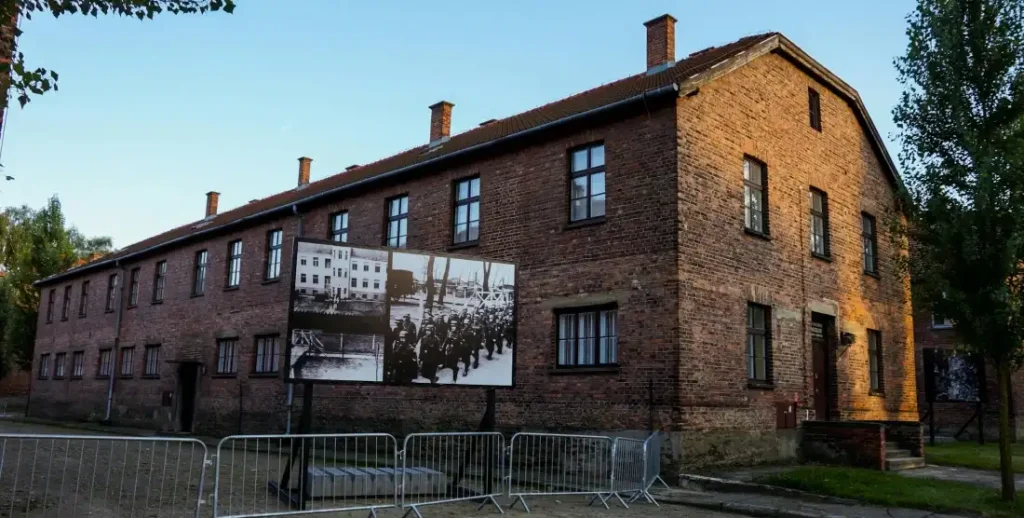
[297,157,312,187]
[429,101,454,145]
[644,14,676,73]
[205,191,220,218]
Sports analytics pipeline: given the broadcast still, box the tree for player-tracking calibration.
[0,0,235,109]
[894,0,1024,501]
[0,195,112,377]
[438,257,450,307]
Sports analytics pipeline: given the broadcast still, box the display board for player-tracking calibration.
[286,238,516,387]
[923,348,983,403]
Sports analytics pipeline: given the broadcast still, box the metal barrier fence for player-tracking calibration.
[611,437,658,506]
[212,433,399,518]
[0,434,208,518]
[643,434,670,492]
[507,432,623,512]
[400,432,505,518]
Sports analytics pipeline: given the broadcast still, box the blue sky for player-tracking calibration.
[3,0,915,248]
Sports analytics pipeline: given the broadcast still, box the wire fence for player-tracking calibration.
[400,432,505,518]
[212,433,399,518]
[507,432,623,512]
[0,434,208,518]
[0,430,666,517]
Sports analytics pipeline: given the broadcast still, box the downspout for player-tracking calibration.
[104,261,126,423]
[285,203,302,433]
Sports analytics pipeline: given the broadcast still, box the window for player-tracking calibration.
[192,250,208,296]
[313,257,319,267]
[227,240,242,288]
[453,176,481,244]
[362,279,368,288]
[747,303,772,383]
[386,195,409,248]
[120,346,134,377]
[743,157,768,234]
[331,212,349,242]
[254,336,280,374]
[300,273,307,283]
[61,285,71,321]
[153,261,167,302]
[38,354,50,379]
[932,311,953,329]
[71,351,84,379]
[374,265,381,273]
[105,273,118,312]
[46,289,55,323]
[266,229,283,280]
[78,281,89,317]
[363,264,368,272]
[325,258,331,269]
[54,352,66,379]
[300,258,307,266]
[351,277,357,288]
[868,329,883,393]
[808,87,822,131]
[144,345,160,377]
[862,213,878,275]
[373,280,380,289]
[128,268,140,307]
[216,339,238,375]
[98,349,113,378]
[569,143,606,222]
[810,188,830,258]
[556,306,617,367]
[312,274,319,284]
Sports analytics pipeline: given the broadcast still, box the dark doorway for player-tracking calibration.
[811,313,836,421]
[178,363,199,432]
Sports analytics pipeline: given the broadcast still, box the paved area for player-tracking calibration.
[900,463,1024,489]
[661,489,965,518]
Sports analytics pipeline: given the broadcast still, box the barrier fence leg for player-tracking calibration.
[476,494,505,514]
[401,504,424,518]
[508,495,530,513]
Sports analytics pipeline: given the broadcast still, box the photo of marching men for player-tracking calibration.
[288,240,390,383]
[385,252,516,387]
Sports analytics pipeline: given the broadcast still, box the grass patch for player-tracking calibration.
[925,441,1024,473]
[755,466,1024,517]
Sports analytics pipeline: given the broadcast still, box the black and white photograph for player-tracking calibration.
[926,349,982,402]
[385,251,516,387]
[287,240,390,382]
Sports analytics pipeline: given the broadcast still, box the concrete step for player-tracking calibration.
[885,448,912,459]
[886,456,926,471]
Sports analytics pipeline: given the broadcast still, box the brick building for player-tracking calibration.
[30,15,916,467]
[914,309,1024,440]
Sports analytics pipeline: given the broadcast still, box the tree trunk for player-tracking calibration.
[424,256,435,313]
[482,262,491,292]
[997,361,1016,501]
[438,258,450,307]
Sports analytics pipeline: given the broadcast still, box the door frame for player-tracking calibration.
[811,312,837,421]
[176,362,200,433]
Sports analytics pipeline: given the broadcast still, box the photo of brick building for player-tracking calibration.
[29,14,916,468]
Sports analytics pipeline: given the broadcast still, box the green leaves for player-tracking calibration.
[895,0,1024,371]
[0,0,236,110]
[0,196,113,374]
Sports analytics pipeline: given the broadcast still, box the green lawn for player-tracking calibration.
[925,441,1024,473]
[755,466,1024,517]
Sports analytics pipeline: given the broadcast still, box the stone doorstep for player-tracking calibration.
[885,457,927,471]
[677,474,860,506]
[884,448,911,459]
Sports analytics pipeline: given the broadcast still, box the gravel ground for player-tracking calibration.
[0,420,739,517]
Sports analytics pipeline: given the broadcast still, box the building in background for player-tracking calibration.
[30,14,915,469]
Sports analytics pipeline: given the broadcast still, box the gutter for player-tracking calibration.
[103,261,126,422]
[34,82,680,287]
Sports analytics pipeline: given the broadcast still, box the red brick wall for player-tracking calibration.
[674,52,915,466]
[30,100,683,437]
[28,50,913,471]
[801,420,885,470]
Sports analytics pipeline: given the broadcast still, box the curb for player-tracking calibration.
[678,473,859,505]
[659,493,844,518]
[0,415,221,447]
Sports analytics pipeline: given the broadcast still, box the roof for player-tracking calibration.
[36,31,903,286]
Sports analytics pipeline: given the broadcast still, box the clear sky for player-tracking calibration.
[2,0,915,248]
